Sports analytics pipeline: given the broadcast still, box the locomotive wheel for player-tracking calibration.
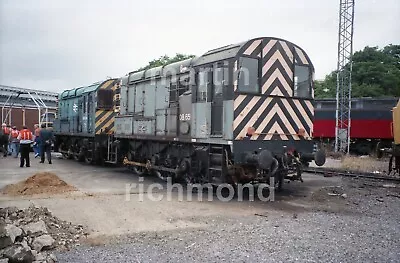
[375,142,384,159]
[389,156,394,174]
[84,151,93,164]
[74,150,84,162]
[60,144,72,159]
[73,154,82,162]
[130,165,146,175]
[153,170,175,182]
[61,152,71,159]
[126,151,146,174]
[67,147,78,160]
[85,156,93,164]
[175,159,190,183]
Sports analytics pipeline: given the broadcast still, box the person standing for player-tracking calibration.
[1,123,10,157]
[33,124,41,158]
[10,126,20,158]
[6,125,12,155]
[39,123,54,164]
[0,124,4,156]
[17,126,34,167]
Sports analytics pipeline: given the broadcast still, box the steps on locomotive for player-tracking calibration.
[208,145,224,174]
[191,145,224,176]
[104,152,118,164]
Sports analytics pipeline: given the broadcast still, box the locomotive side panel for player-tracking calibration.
[115,116,134,135]
[166,107,178,136]
[155,78,170,136]
[144,82,156,117]
[178,91,192,138]
[223,100,234,140]
[134,83,145,115]
[155,109,167,136]
[121,76,178,138]
[192,102,210,139]
[133,119,155,135]
[119,79,128,115]
[126,85,135,114]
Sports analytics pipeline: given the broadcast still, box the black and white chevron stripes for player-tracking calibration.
[262,40,294,96]
[233,38,314,141]
[233,95,313,140]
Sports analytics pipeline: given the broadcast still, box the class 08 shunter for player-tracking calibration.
[53,36,326,189]
[114,37,325,187]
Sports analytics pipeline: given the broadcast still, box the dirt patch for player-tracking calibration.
[2,172,77,196]
[311,186,346,202]
[85,236,108,246]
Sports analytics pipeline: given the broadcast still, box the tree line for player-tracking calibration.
[315,44,400,98]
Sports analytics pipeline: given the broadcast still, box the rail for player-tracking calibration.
[303,167,400,182]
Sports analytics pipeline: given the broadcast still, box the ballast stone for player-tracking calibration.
[3,244,34,263]
[31,235,55,252]
[22,221,47,236]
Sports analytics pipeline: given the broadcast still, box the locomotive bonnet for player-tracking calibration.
[53,37,326,189]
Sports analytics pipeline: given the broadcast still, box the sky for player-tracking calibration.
[0,0,399,93]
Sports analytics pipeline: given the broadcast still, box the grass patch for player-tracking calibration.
[340,156,388,173]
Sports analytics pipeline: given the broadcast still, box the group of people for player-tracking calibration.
[0,123,54,167]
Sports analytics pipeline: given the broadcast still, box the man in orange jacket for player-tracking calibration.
[17,126,34,167]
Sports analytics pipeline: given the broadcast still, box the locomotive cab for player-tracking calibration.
[188,38,325,185]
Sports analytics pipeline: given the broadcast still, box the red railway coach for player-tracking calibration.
[313,98,398,155]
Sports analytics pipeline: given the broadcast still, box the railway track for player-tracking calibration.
[303,167,400,182]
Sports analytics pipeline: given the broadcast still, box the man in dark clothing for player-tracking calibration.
[18,126,34,167]
[6,125,12,155]
[0,123,9,157]
[39,124,54,164]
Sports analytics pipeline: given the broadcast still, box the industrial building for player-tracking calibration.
[0,84,58,130]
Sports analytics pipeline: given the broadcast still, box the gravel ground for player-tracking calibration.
[56,178,400,263]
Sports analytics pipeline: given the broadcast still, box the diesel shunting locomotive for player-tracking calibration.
[53,37,326,189]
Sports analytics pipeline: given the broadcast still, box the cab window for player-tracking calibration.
[213,64,225,97]
[97,89,113,109]
[196,69,211,102]
[238,57,260,93]
[294,65,311,98]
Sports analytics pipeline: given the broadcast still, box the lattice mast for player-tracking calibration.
[335,0,355,153]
